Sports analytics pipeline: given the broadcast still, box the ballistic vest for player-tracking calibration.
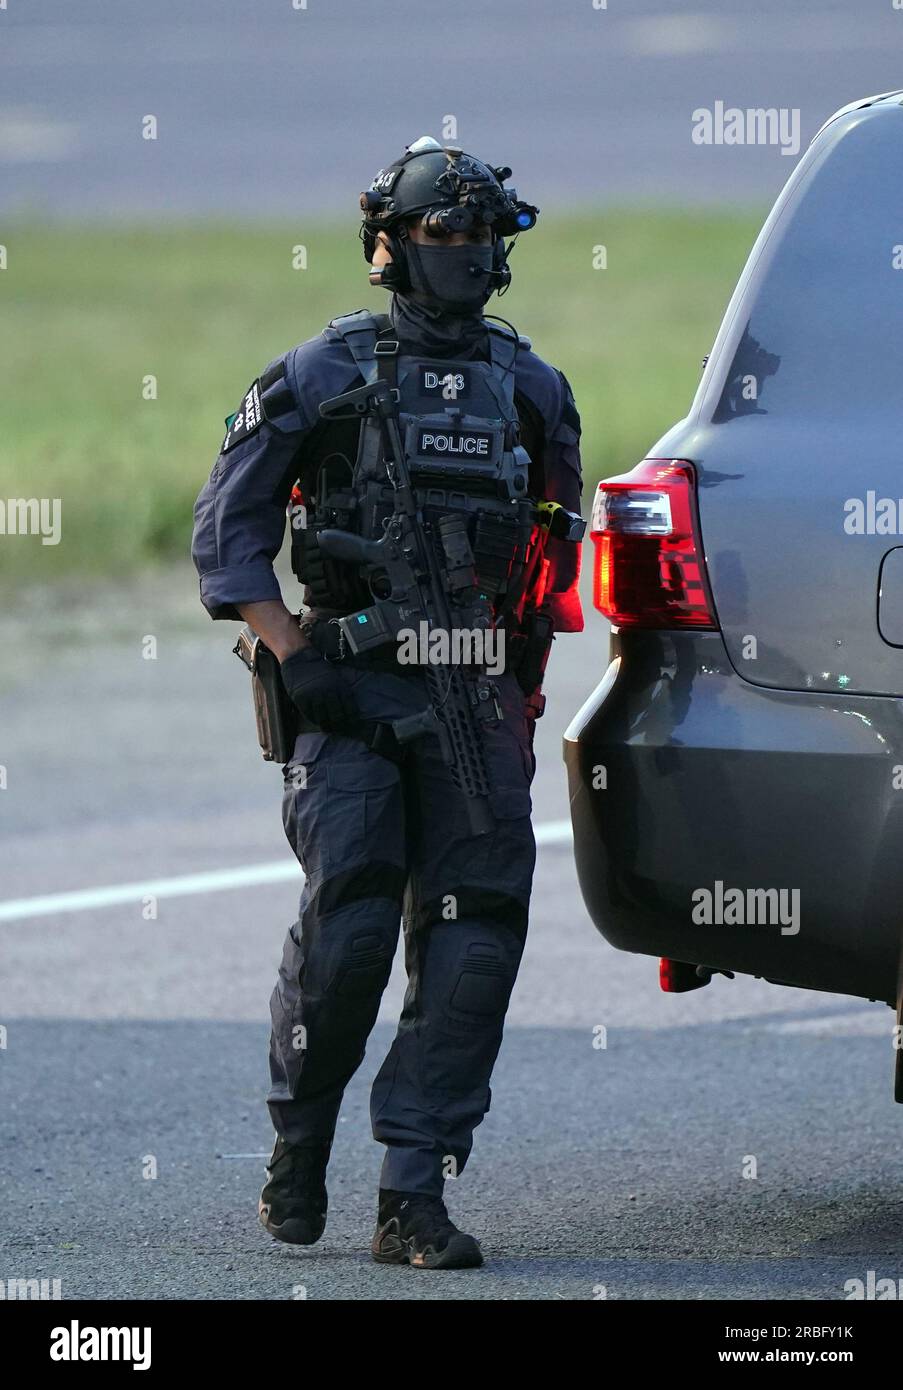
[294,310,542,616]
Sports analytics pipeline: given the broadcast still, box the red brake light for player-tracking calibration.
[591,459,717,629]
[659,957,681,992]
[660,957,711,993]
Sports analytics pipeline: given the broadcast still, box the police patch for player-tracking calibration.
[417,427,493,460]
[419,367,471,400]
[221,380,263,453]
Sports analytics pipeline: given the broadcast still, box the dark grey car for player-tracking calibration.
[565,92,903,1100]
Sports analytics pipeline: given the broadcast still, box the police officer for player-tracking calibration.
[191,137,584,1270]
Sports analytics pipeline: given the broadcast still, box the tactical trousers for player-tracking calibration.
[267,664,536,1196]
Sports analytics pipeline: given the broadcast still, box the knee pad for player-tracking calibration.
[329,930,394,1000]
[448,935,521,1019]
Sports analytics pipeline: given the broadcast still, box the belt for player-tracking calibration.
[301,616,412,673]
[301,614,519,679]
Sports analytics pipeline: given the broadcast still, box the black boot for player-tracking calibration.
[258,1136,331,1245]
[371,1189,484,1269]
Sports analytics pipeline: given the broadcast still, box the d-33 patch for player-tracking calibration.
[221,380,263,453]
[418,367,471,400]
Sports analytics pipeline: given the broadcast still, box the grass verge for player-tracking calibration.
[0,211,762,583]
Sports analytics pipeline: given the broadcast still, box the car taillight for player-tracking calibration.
[590,459,717,629]
[659,958,710,993]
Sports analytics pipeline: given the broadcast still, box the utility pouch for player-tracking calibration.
[291,521,369,610]
[233,625,298,764]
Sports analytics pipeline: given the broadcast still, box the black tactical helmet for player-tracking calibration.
[360,136,539,296]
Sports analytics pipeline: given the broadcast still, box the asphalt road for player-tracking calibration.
[4,0,903,216]
[2,565,902,1301]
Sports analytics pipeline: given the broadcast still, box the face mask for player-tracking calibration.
[405,240,495,314]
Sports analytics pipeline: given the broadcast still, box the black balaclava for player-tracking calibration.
[389,234,495,360]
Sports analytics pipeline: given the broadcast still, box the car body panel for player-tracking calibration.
[660,101,903,697]
[565,629,903,1005]
[567,97,903,1009]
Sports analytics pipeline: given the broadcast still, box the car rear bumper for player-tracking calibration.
[564,629,903,1005]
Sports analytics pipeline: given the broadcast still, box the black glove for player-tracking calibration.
[280,647,358,731]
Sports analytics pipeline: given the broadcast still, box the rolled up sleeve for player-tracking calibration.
[197,562,284,621]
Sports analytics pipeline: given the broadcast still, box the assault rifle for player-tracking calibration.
[316,379,502,836]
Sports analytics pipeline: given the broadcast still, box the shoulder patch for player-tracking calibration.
[221,380,264,453]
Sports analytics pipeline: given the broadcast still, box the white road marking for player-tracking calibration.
[0,819,573,923]
[533,819,572,846]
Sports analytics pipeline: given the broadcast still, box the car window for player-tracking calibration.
[714,112,903,423]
